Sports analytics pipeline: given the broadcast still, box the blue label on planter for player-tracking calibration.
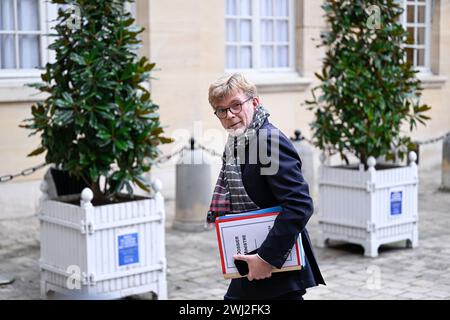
[118,233,139,266]
[390,191,403,216]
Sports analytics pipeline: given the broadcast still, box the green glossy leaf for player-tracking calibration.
[27,146,46,157]
[69,52,86,65]
[22,0,173,201]
[114,140,128,151]
[304,0,430,164]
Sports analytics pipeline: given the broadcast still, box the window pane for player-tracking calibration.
[417,27,425,45]
[226,45,238,69]
[417,5,426,23]
[260,19,273,42]
[226,19,238,42]
[225,0,293,70]
[18,0,40,31]
[417,49,425,67]
[240,0,251,16]
[407,5,415,23]
[0,34,16,68]
[260,0,273,16]
[240,46,252,68]
[275,20,288,41]
[226,0,237,15]
[406,47,414,65]
[0,0,15,30]
[274,0,288,17]
[19,35,41,68]
[276,46,288,67]
[261,45,273,68]
[406,27,414,44]
[240,20,252,42]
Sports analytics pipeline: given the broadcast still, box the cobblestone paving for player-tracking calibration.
[1,167,449,300]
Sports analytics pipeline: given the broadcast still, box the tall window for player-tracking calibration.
[400,0,431,72]
[0,0,46,71]
[225,0,294,71]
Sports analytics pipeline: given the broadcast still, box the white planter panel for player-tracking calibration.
[39,180,167,299]
[317,154,419,257]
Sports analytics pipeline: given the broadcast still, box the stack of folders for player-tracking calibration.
[215,206,305,279]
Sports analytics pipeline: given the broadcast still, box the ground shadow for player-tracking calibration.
[323,240,411,256]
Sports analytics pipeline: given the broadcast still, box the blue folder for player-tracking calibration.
[218,206,306,267]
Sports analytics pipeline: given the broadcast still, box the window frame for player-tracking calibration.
[124,1,137,17]
[225,0,296,73]
[0,2,143,102]
[400,0,432,74]
[0,0,57,80]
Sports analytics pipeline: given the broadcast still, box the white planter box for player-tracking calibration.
[317,153,419,257]
[39,180,167,299]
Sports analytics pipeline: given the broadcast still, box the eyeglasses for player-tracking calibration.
[214,96,254,119]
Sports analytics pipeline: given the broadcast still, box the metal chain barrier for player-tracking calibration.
[151,138,223,166]
[3,131,449,183]
[197,145,223,158]
[151,146,190,165]
[415,131,450,146]
[0,139,224,183]
[0,163,47,183]
[297,130,450,147]
[151,139,223,166]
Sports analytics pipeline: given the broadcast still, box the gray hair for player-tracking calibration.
[208,73,257,108]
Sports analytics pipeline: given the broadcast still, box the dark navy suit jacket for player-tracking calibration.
[225,118,325,300]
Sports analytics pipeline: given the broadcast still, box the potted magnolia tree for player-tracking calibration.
[22,0,172,298]
[306,0,431,257]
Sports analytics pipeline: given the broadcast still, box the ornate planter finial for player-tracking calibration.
[408,151,417,166]
[152,178,163,194]
[80,188,93,208]
[367,156,376,172]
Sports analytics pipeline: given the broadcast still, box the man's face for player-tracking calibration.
[214,91,260,136]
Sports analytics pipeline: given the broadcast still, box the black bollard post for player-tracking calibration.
[291,129,303,142]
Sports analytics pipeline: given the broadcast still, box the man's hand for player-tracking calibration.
[233,254,273,281]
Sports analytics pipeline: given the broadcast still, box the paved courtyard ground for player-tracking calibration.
[0,165,449,300]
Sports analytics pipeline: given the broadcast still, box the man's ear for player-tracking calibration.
[252,96,260,109]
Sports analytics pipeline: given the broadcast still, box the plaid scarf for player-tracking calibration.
[208,105,270,216]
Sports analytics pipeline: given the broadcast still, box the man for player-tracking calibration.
[207,73,325,300]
